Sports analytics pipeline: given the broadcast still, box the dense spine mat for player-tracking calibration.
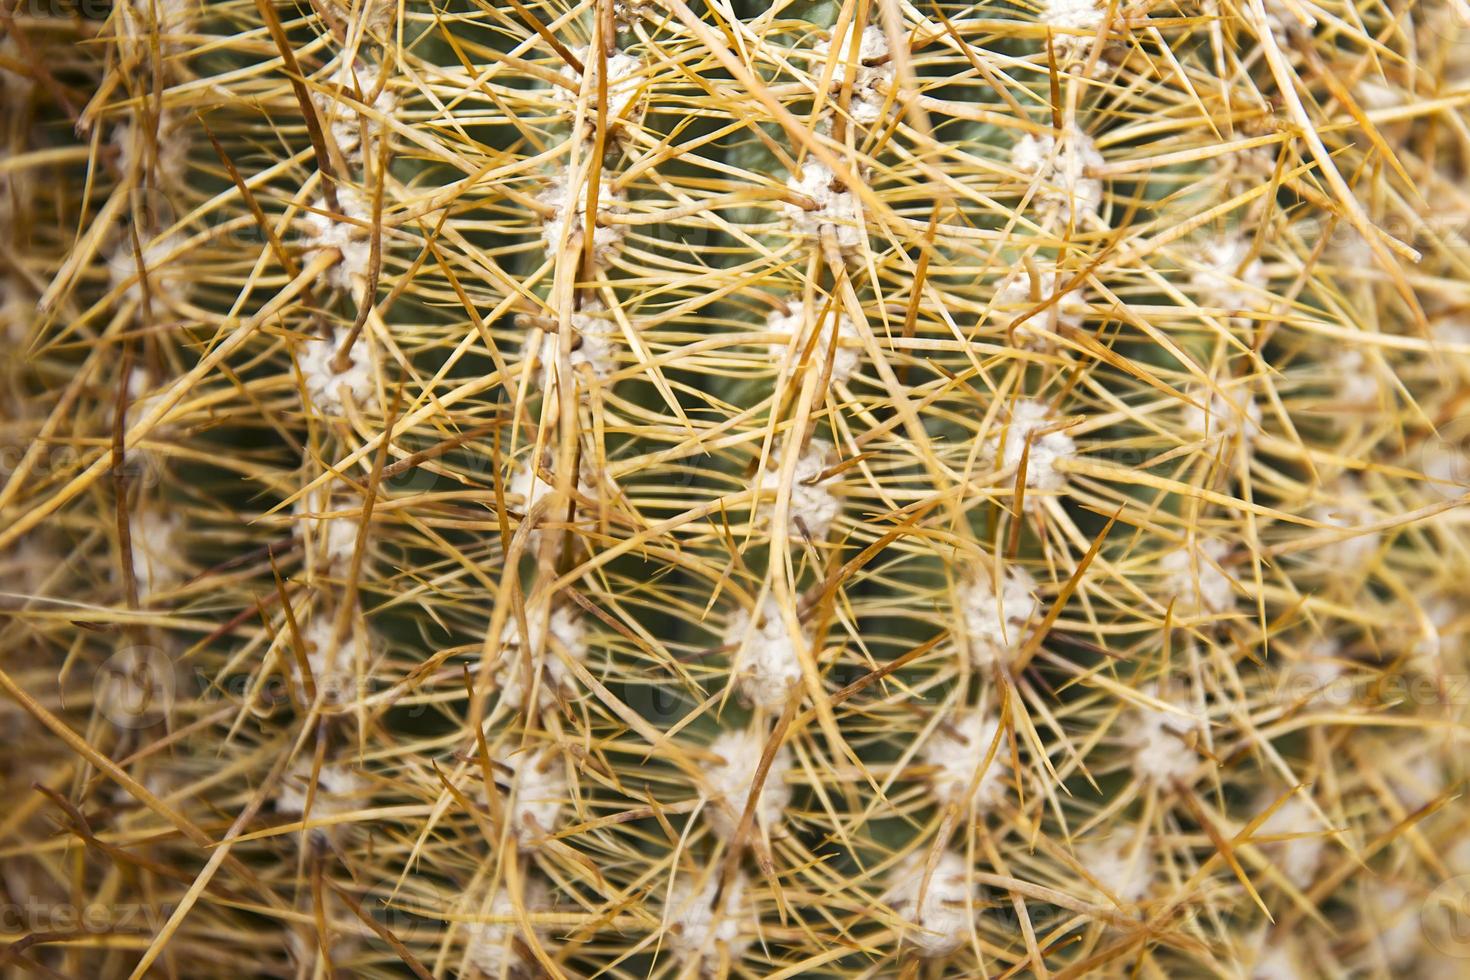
[4,0,1470,976]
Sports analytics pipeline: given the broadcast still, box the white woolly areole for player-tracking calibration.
[1258,0,1317,45]
[1306,481,1380,571]
[1079,839,1151,904]
[959,566,1039,669]
[107,232,192,311]
[759,438,842,540]
[123,370,174,435]
[296,615,364,704]
[116,0,195,50]
[569,301,621,379]
[494,604,588,710]
[464,882,550,978]
[124,510,182,599]
[491,748,566,848]
[1354,78,1401,111]
[552,46,644,125]
[983,399,1075,490]
[813,24,895,124]
[1251,939,1308,980]
[1128,685,1201,784]
[294,486,360,571]
[112,113,192,186]
[666,872,753,970]
[1160,538,1234,614]
[784,160,865,251]
[821,23,890,68]
[1182,385,1261,444]
[1372,883,1420,968]
[1411,594,1457,664]
[922,710,1009,808]
[1329,225,1378,273]
[1,36,36,107]
[888,850,975,957]
[1040,0,1105,50]
[510,458,555,516]
[993,264,1087,348]
[275,759,365,822]
[109,762,176,807]
[1331,348,1380,407]
[539,172,626,266]
[1255,796,1326,888]
[1223,146,1280,194]
[508,455,595,520]
[848,85,891,127]
[1,276,30,344]
[1434,317,1470,349]
[463,896,519,978]
[725,596,806,709]
[1388,749,1443,812]
[4,536,58,606]
[329,0,394,32]
[506,454,600,551]
[527,299,621,389]
[766,307,860,384]
[613,0,653,22]
[1191,235,1268,313]
[297,328,375,413]
[1283,637,1345,706]
[315,59,397,163]
[706,728,792,840]
[299,188,373,292]
[1010,127,1104,223]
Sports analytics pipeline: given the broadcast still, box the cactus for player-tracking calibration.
[4,0,1470,976]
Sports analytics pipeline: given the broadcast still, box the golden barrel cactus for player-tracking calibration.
[3,0,1470,976]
